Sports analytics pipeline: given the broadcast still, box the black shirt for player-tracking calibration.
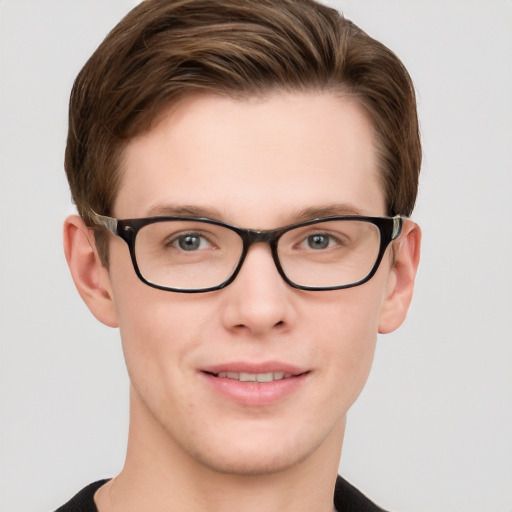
[55,475,388,511]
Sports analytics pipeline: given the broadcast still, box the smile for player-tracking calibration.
[215,371,293,382]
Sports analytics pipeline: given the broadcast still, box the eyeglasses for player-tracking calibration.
[90,211,402,293]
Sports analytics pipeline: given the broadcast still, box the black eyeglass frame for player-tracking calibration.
[90,212,403,293]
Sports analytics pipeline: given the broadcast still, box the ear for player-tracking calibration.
[378,220,421,334]
[63,215,118,328]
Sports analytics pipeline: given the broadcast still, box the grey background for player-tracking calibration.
[1,1,511,510]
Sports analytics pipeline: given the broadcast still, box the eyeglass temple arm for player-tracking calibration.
[88,210,119,235]
[392,215,402,239]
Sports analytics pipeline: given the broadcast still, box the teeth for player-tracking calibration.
[256,372,273,383]
[216,371,293,382]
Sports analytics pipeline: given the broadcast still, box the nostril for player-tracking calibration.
[232,320,284,331]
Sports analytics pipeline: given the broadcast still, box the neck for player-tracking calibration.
[95,388,344,512]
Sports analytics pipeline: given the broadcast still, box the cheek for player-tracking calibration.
[108,242,201,344]
[115,291,206,362]
[107,251,203,380]
[114,292,215,423]
[310,285,385,406]
[315,282,383,349]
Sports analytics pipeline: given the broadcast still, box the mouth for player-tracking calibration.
[207,371,295,382]
[200,364,309,406]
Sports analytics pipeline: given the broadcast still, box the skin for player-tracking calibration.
[64,92,421,512]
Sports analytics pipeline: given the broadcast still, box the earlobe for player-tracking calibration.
[378,220,421,334]
[63,215,119,328]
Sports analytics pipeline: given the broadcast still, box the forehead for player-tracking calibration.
[115,92,385,225]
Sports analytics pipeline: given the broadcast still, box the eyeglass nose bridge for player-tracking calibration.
[238,227,280,246]
[228,227,287,284]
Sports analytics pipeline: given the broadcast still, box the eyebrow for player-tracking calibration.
[286,204,365,223]
[145,202,366,225]
[146,204,224,219]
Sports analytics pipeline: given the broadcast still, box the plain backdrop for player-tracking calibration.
[1,1,511,511]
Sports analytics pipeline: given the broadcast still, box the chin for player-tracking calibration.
[177,419,337,478]
[189,441,314,477]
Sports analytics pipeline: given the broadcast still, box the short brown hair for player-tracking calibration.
[65,0,421,262]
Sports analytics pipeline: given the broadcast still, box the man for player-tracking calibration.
[58,0,421,510]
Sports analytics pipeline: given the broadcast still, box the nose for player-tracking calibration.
[220,243,295,336]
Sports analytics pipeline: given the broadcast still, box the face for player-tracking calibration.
[100,92,400,476]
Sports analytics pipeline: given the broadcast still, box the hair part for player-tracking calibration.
[65,0,421,265]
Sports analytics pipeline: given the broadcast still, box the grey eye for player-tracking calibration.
[177,234,202,251]
[307,234,330,249]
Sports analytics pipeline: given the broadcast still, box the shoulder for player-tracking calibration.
[334,475,389,512]
[54,480,109,512]
[55,476,385,511]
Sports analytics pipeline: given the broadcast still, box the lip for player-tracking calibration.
[202,361,307,376]
[200,361,310,406]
